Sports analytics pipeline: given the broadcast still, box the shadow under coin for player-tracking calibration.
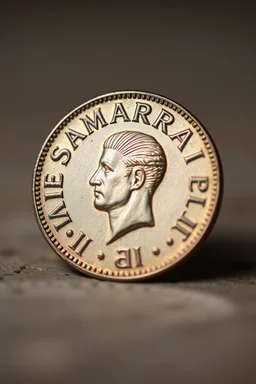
[151,236,256,283]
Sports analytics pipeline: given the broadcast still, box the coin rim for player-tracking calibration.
[32,90,223,281]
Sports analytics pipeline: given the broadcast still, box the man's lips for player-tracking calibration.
[94,189,103,197]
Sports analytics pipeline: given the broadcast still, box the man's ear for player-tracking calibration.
[130,167,145,191]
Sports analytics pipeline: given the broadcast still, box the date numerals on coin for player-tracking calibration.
[115,247,143,269]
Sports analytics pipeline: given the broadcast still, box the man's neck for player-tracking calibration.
[106,191,154,244]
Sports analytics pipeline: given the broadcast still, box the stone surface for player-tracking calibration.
[1,198,256,384]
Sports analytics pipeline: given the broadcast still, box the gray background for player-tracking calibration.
[0,1,256,383]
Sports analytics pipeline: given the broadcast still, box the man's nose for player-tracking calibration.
[89,169,101,186]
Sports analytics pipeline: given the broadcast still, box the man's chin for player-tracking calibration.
[94,200,107,211]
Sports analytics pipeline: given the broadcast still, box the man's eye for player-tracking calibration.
[103,166,110,173]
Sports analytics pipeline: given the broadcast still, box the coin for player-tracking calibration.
[32,91,222,281]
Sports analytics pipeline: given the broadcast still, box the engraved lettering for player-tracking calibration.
[178,211,197,228]
[152,108,174,134]
[50,146,71,166]
[184,150,205,164]
[44,174,63,188]
[115,248,132,268]
[68,231,92,256]
[44,191,63,201]
[132,102,152,125]
[80,108,108,135]
[110,103,130,124]
[169,129,193,152]
[48,201,69,219]
[173,211,197,241]
[65,128,87,150]
[115,247,143,268]
[48,201,72,232]
[54,217,73,232]
[189,177,209,192]
[134,247,143,267]
[186,195,206,208]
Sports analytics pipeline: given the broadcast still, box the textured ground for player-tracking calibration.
[1,198,256,384]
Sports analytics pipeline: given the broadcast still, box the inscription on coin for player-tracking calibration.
[50,102,175,167]
[173,211,197,241]
[44,173,72,232]
[33,91,222,281]
[189,176,209,192]
[115,247,143,269]
[68,231,92,256]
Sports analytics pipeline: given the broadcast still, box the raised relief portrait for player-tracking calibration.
[89,131,167,244]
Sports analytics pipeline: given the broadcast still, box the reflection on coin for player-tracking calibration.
[32,91,222,281]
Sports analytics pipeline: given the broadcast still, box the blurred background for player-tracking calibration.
[0,1,256,383]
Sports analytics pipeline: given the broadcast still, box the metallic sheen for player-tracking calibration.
[32,91,222,281]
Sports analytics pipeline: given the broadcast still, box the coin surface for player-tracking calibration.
[32,91,222,281]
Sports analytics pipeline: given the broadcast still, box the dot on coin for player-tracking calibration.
[32,90,223,281]
[166,238,174,246]
[98,252,105,261]
[66,229,73,237]
[152,247,160,256]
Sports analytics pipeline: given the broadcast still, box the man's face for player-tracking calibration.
[89,148,132,211]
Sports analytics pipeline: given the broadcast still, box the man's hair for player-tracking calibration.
[104,131,167,195]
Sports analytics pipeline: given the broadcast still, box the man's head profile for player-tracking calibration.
[89,130,167,243]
